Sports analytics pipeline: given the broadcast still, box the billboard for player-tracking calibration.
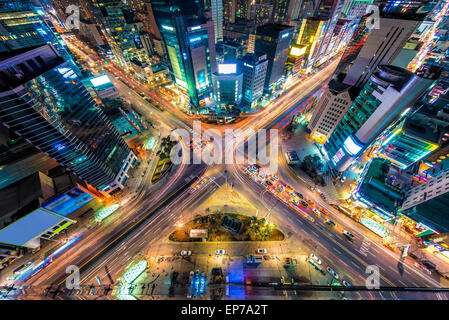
[0,208,66,247]
[43,187,94,216]
[343,135,364,156]
[90,74,112,87]
[290,46,306,57]
[218,64,237,74]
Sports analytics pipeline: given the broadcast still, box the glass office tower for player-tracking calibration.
[0,45,136,193]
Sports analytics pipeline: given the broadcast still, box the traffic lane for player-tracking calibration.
[275,158,444,287]
[24,163,205,288]
[79,172,226,286]
[234,169,444,292]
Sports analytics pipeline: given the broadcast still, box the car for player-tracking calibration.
[277,187,283,193]
[261,183,268,188]
[312,208,321,217]
[325,219,337,227]
[326,267,339,279]
[306,199,315,206]
[320,192,327,200]
[342,280,351,287]
[307,185,316,191]
[288,192,296,198]
[180,250,192,256]
[310,253,322,265]
[300,200,309,207]
[254,164,261,169]
[272,175,279,180]
[306,215,315,223]
[257,248,268,254]
[296,192,304,199]
[343,230,355,241]
[319,208,329,215]
[215,249,225,255]
[291,199,299,205]
[266,180,273,186]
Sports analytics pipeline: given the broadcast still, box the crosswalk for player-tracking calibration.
[359,238,371,257]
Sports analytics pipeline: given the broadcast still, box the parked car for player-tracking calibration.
[325,219,337,227]
[215,249,226,255]
[342,280,351,287]
[327,267,339,279]
[257,248,268,254]
[180,250,192,256]
[310,253,322,265]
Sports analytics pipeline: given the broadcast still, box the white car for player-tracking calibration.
[343,230,355,241]
[310,253,322,265]
[215,249,225,255]
[180,250,192,256]
[312,208,321,216]
[257,248,267,254]
[326,267,339,279]
[306,215,315,223]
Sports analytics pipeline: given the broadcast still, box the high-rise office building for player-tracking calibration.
[212,63,243,109]
[152,0,215,110]
[295,17,327,71]
[326,65,440,172]
[92,0,149,66]
[254,23,294,92]
[211,0,224,42]
[0,45,136,193]
[271,0,291,23]
[341,0,435,88]
[312,0,345,66]
[238,52,268,108]
[308,79,360,143]
[249,3,274,27]
[223,0,236,25]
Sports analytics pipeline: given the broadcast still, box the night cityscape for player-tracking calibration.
[1,0,449,308]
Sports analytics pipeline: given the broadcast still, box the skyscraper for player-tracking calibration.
[91,0,149,66]
[254,23,294,92]
[211,0,224,42]
[326,65,440,172]
[152,0,215,110]
[0,45,136,193]
[238,52,268,109]
[341,0,435,88]
[223,0,236,25]
[212,64,243,110]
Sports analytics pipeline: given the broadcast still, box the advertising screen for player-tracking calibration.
[218,64,237,74]
[90,74,111,87]
[43,187,94,216]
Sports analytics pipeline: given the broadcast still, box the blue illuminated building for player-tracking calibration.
[152,0,215,111]
[0,44,136,194]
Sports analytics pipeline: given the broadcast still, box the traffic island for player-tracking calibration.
[151,136,175,183]
[169,211,285,242]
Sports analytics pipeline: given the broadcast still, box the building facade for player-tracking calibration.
[326,65,440,172]
[0,45,136,193]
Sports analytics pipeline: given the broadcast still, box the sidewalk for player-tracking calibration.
[281,124,345,204]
